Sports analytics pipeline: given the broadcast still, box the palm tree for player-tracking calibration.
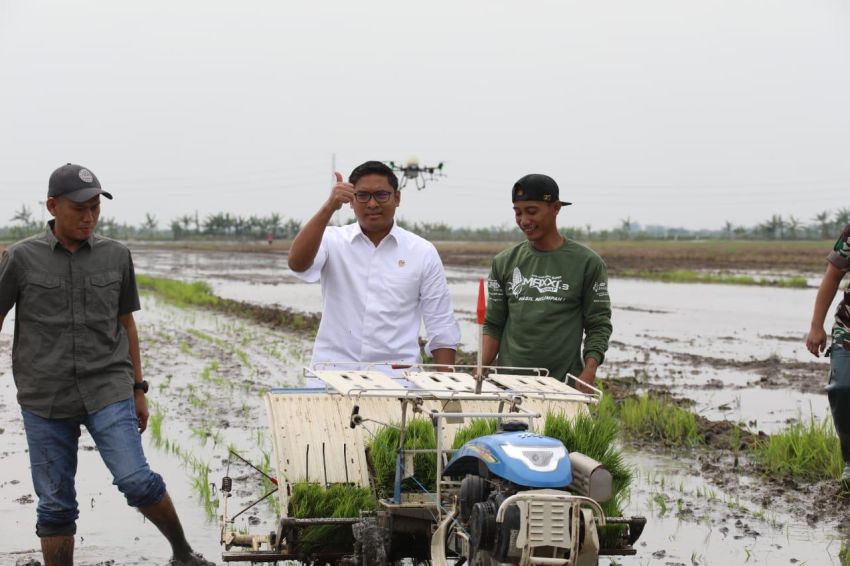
[815,211,832,239]
[9,204,37,239]
[179,214,194,233]
[10,204,33,226]
[786,216,800,240]
[722,221,733,240]
[282,219,302,239]
[142,213,158,236]
[836,208,850,231]
[170,219,184,240]
[763,214,785,240]
[99,216,119,238]
[619,217,633,240]
[267,213,282,238]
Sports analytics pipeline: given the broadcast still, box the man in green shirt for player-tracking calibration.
[482,174,612,388]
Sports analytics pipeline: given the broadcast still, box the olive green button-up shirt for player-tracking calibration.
[0,223,140,418]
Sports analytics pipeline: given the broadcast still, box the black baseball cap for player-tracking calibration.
[511,173,571,206]
[48,163,113,203]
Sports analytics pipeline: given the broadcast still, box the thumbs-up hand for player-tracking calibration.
[327,171,356,211]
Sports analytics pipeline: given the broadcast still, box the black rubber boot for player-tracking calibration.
[827,386,850,482]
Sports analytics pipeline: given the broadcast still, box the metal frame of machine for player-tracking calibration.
[219,363,645,564]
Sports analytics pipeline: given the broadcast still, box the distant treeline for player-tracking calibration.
[2,204,849,242]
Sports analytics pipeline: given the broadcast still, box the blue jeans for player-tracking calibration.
[828,343,850,462]
[22,397,166,537]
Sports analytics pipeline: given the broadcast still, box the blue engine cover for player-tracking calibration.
[443,431,572,488]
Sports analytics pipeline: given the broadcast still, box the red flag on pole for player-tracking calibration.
[477,278,486,325]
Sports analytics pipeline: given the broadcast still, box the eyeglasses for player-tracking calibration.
[354,190,393,203]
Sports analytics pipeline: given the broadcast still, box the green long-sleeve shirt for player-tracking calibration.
[483,239,612,381]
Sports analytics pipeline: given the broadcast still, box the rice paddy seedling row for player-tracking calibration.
[451,418,498,449]
[751,415,843,481]
[544,411,632,516]
[601,379,844,484]
[363,412,632,510]
[620,269,809,288]
[138,274,321,336]
[598,392,703,446]
[149,405,165,446]
[137,274,220,307]
[150,425,218,519]
[367,418,438,498]
[287,483,376,555]
[187,328,253,371]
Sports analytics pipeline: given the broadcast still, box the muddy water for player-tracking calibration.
[1,247,840,564]
[132,248,835,430]
[621,448,848,565]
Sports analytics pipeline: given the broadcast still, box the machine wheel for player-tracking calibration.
[460,475,489,522]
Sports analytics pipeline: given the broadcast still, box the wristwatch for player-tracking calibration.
[133,380,149,394]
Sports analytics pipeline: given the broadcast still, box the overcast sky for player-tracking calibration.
[1,0,848,232]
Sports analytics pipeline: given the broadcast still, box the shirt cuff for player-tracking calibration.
[827,251,850,272]
[425,325,461,356]
[482,325,502,339]
[583,350,604,365]
[291,262,322,283]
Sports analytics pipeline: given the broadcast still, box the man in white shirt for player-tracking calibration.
[288,161,460,369]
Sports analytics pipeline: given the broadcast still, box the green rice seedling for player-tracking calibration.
[189,422,223,446]
[289,482,376,556]
[187,392,205,409]
[235,348,251,368]
[451,419,499,450]
[149,408,165,447]
[592,390,618,420]
[838,541,850,566]
[191,462,217,519]
[137,274,220,307]
[187,328,216,344]
[616,394,702,446]
[543,412,632,511]
[751,415,843,481]
[652,493,667,516]
[544,411,633,548]
[255,450,281,515]
[367,419,437,498]
[619,269,808,288]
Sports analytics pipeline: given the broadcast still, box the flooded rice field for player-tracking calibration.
[2,245,846,565]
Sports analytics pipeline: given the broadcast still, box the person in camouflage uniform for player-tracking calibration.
[806,224,850,482]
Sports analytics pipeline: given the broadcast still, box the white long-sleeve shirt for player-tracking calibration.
[292,222,460,369]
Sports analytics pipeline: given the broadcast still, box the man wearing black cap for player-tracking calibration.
[0,164,212,565]
[482,174,612,389]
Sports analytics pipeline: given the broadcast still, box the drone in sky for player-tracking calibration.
[386,158,445,191]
